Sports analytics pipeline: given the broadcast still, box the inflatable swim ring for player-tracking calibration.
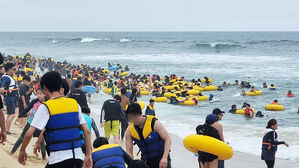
[183,134,233,160]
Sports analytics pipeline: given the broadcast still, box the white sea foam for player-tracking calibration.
[81,38,101,43]
[120,38,131,43]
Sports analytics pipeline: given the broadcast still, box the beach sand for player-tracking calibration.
[1,114,298,168]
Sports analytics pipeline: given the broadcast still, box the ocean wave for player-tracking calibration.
[80,38,101,43]
[120,38,132,43]
[194,42,242,49]
[245,39,299,45]
[51,40,58,43]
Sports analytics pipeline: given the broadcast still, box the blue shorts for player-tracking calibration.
[5,96,18,115]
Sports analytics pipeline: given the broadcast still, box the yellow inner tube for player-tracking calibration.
[118,71,128,76]
[195,95,208,101]
[235,108,255,115]
[140,90,150,95]
[179,100,195,106]
[246,91,262,96]
[183,134,234,160]
[265,104,285,111]
[187,90,200,96]
[193,86,204,91]
[102,70,110,75]
[152,97,168,103]
[164,92,177,99]
[203,85,217,91]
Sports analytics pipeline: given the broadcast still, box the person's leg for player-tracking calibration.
[265,160,275,168]
[112,120,120,144]
[10,123,30,154]
[121,120,128,140]
[218,160,224,168]
[40,140,46,160]
[167,154,172,168]
[104,121,111,140]
[5,97,16,132]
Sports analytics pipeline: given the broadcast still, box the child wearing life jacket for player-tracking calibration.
[92,137,148,168]
[286,90,294,97]
[271,99,279,105]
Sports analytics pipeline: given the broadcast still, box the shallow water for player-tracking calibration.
[1,32,299,161]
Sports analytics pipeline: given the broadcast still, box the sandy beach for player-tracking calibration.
[1,111,299,168]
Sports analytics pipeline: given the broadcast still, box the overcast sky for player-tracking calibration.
[0,0,298,31]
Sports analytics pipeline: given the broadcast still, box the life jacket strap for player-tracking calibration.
[46,125,80,132]
[262,142,272,150]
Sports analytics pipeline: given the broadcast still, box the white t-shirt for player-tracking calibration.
[31,104,86,165]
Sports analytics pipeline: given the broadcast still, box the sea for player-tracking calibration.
[1,31,299,161]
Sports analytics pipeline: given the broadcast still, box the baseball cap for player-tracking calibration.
[212,108,225,115]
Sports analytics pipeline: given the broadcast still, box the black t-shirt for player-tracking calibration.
[19,84,31,104]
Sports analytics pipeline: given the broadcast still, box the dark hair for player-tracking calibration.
[274,99,278,103]
[62,79,70,96]
[4,63,15,72]
[75,80,83,88]
[93,137,108,148]
[0,52,3,64]
[40,71,62,92]
[67,74,71,78]
[81,106,90,114]
[132,88,137,95]
[126,103,142,116]
[121,88,127,94]
[266,119,277,129]
[114,95,122,102]
[149,99,155,103]
[231,104,236,108]
[22,75,31,82]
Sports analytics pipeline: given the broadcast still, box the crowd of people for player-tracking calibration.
[0,52,292,168]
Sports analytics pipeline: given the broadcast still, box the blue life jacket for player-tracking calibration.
[44,97,82,153]
[1,75,18,97]
[145,105,155,116]
[92,144,125,168]
[130,115,164,160]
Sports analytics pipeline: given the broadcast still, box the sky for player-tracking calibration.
[0,0,298,31]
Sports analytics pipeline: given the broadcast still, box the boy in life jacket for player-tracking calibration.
[286,90,294,97]
[92,137,148,168]
[272,99,279,105]
[18,71,92,168]
[125,103,172,168]
[0,63,18,135]
[145,99,155,116]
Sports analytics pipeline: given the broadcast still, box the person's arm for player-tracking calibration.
[81,123,92,168]
[18,99,37,117]
[154,120,171,168]
[21,95,27,108]
[122,149,133,166]
[18,126,37,165]
[33,130,45,156]
[125,127,134,158]
[0,109,6,143]
[216,123,224,141]
[100,103,105,126]
[91,119,100,139]
[268,131,286,146]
